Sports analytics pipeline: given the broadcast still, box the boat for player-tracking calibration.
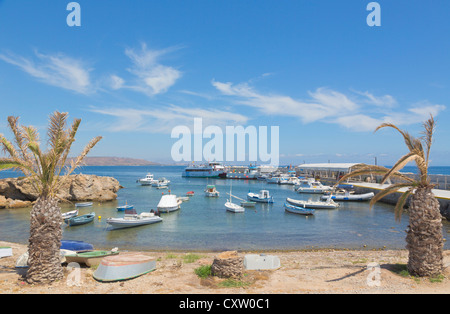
[62,209,78,220]
[75,202,93,207]
[284,203,315,215]
[107,210,163,229]
[223,166,259,180]
[182,162,225,178]
[247,190,274,203]
[117,204,134,211]
[279,176,300,185]
[266,175,281,184]
[157,194,182,213]
[286,197,339,209]
[93,252,157,282]
[138,173,157,186]
[225,182,245,213]
[244,254,281,270]
[177,196,190,202]
[321,191,375,202]
[65,212,95,226]
[294,178,333,194]
[0,247,12,258]
[205,185,220,197]
[65,249,119,267]
[152,177,170,187]
[16,249,76,268]
[60,240,94,252]
[186,191,195,197]
[240,201,256,207]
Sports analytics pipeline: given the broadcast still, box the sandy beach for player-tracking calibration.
[1,241,449,294]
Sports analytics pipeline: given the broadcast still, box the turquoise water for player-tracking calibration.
[0,166,449,251]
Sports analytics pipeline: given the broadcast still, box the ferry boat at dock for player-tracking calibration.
[221,165,259,180]
[182,162,225,178]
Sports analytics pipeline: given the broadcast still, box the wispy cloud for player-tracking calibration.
[0,50,93,94]
[90,104,248,133]
[110,43,182,96]
[212,79,446,132]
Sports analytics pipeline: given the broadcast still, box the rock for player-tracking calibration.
[211,251,243,279]
[0,174,122,208]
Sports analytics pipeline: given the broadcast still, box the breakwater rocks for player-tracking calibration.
[0,174,122,209]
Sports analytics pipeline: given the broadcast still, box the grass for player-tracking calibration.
[218,278,252,288]
[194,265,212,279]
[388,263,445,283]
[164,253,204,263]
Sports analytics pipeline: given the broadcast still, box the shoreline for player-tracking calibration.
[1,241,449,294]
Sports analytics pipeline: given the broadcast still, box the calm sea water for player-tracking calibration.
[0,165,449,251]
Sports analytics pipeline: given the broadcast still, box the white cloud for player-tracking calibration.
[116,43,182,96]
[0,50,92,94]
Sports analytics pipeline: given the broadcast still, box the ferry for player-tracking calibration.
[222,165,259,180]
[182,162,225,178]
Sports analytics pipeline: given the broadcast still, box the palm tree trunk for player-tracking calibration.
[26,196,63,284]
[405,187,444,277]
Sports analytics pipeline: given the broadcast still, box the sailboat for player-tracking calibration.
[225,182,245,213]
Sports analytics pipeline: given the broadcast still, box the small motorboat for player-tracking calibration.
[117,204,134,211]
[60,240,94,252]
[75,202,93,208]
[138,173,157,186]
[177,196,190,202]
[284,203,315,216]
[62,209,78,220]
[205,185,220,197]
[286,197,339,209]
[321,191,375,202]
[247,190,274,203]
[294,178,333,194]
[186,191,195,197]
[65,249,119,267]
[65,212,95,227]
[157,194,182,213]
[152,178,170,187]
[93,252,157,282]
[107,210,163,229]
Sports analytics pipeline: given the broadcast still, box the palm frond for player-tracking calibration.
[7,116,31,164]
[369,182,416,209]
[393,188,413,222]
[380,152,421,184]
[335,165,415,188]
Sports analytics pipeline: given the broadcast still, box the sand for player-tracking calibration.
[1,241,449,294]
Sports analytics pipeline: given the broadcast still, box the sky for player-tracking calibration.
[0,0,449,166]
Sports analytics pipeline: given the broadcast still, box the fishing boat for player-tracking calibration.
[321,191,375,202]
[284,203,315,216]
[157,194,182,213]
[65,212,95,226]
[93,252,157,282]
[225,182,245,213]
[107,210,163,229]
[152,177,170,187]
[60,240,94,252]
[247,190,274,203]
[75,202,93,207]
[205,185,220,197]
[186,191,195,197]
[117,204,134,211]
[65,249,119,267]
[286,197,339,209]
[138,173,157,186]
[294,178,333,194]
[62,209,78,220]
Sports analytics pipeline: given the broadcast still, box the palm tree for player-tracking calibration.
[337,115,443,277]
[0,112,101,284]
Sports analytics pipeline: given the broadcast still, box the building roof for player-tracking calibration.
[295,163,366,172]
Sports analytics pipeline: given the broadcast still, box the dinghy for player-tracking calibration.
[107,210,162,229]
[0,247,12,258]
[75,202,93,208]
[65,212,95,226]
[117,203,133,211]
[93,252,156,282]
[320,191,375,201]
[60,240,94,252]
[62,209,78,220]
[244,254,281,270]
[286,197,339,209]
[247,190,274,203]
[65,249,119,267]
[284,203,315,216]
[157,194,182,213]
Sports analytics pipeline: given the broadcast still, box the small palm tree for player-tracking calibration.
[337,115,443,277]
[0,112,101,284]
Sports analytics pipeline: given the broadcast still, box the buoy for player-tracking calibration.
[98,216,102,220]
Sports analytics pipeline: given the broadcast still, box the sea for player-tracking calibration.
[0,165,449,251]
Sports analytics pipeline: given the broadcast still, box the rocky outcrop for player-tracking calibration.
[0,174,122,209]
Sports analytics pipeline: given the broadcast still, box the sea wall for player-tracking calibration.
[0,174,122,209]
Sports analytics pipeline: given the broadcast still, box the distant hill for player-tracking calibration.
[69,157,159,166]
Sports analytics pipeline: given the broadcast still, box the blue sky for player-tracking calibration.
[0,0,449,165]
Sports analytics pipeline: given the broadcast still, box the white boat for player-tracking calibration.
[279,176,300,185]
[157,194,182,213]
[75,202,93,207]
[106,210,163,229]
[321,191,375,202]
[225,182,245,213]
[266,175,281,184]
[247,190,274,203]
[62,209,78,220]
[286,197,339,209]
[205,185,220,197]
[138,173,157,186]
[152,177,170,187]
[224,166,259,180]
[284,203,315,216]
[177,196,190,202]
[182,162,225,178]
[294,178,332,194]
